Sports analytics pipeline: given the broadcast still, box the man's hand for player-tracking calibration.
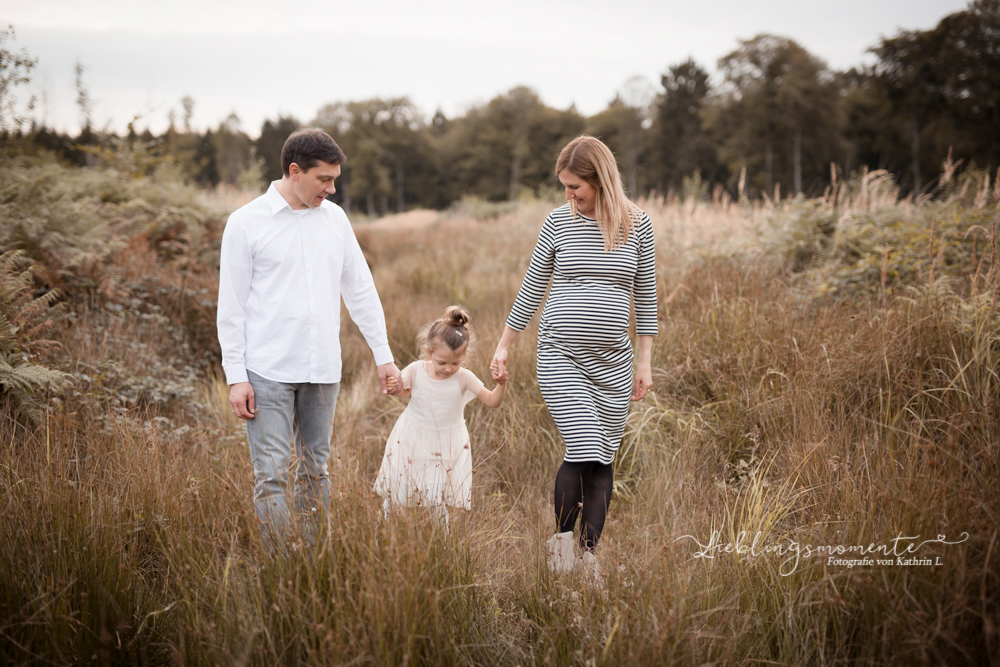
[377,362,402,395]
[230,381,257,419]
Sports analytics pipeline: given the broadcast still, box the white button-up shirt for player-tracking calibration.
[217,182,393,385]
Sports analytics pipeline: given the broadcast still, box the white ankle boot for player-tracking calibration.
[578,550,602,583]
[546,531,576,572]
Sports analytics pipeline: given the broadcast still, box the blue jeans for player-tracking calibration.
[245,370,340,545]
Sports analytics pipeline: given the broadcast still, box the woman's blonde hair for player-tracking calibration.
[555,135,642,251]
[417,305,476,358]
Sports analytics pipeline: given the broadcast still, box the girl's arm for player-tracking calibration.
[477,376,507,408]
[631,334,653,401]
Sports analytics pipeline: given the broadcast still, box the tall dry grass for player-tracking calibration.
[1,163,998,665]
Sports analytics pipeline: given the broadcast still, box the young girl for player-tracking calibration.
[373,306,506,528]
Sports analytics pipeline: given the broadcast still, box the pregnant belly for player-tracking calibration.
[540,286,631,347]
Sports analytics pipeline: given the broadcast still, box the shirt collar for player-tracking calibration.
[265,181,301,215]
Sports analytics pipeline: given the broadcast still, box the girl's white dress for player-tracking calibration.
[373,361,484,510]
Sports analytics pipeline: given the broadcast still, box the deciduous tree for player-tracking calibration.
[709,34,842,197]
[0,26,36,134]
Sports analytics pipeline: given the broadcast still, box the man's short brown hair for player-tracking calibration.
[281,128,347,176]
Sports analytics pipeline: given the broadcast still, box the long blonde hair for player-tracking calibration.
[556,135,642,251]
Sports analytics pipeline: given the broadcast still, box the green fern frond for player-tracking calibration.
[0,354,68,393]
[0,250,70,423]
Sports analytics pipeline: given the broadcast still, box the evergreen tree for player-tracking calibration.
[653,59,721,195]
[256,115,301,182]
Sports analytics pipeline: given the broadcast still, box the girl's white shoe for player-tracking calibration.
[546,531,576,572]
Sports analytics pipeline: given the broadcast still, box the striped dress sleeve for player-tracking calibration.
[634,213,658,336]
[505,214,556,331]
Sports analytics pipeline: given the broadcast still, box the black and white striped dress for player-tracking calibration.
[506,203,658,464]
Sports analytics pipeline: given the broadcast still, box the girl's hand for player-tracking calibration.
[631,364,653,401]
[386,375,399,393]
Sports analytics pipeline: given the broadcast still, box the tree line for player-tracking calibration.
[3,0,998,213]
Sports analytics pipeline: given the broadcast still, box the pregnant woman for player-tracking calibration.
[490,135,657,576]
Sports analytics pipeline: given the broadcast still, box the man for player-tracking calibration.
[217,128,400,546]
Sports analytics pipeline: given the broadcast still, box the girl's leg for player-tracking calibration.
[579,463,614,551]
[426,483,449,534]
[431,504,450,533]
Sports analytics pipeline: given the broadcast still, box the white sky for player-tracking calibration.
[1,0,971,135]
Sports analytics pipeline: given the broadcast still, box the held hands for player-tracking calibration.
[491,326,519,384]
[490,347,509,383]
[378,362,402,395]
[230,381,258,419]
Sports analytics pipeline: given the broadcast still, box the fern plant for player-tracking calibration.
[0,250,69,423]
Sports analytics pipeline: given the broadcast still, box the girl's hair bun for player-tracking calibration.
[419,305,477,357]
[443,305,470,328]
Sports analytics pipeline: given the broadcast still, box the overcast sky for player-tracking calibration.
[2,0,971,135]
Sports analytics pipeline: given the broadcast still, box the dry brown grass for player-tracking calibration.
[1,175,998,665]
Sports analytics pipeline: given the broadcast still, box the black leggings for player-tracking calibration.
[553,461,614,551]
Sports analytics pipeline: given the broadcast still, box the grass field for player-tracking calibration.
[0,157,997,665]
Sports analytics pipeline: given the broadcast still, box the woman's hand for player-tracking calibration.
[490,347,509,382]
[631,363,653,401]
[631,335,654,401]
[491,326,520,382]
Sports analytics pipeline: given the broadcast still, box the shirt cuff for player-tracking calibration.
[370,344,395,367]
[223,362,249,385]
[504,316,527,332]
